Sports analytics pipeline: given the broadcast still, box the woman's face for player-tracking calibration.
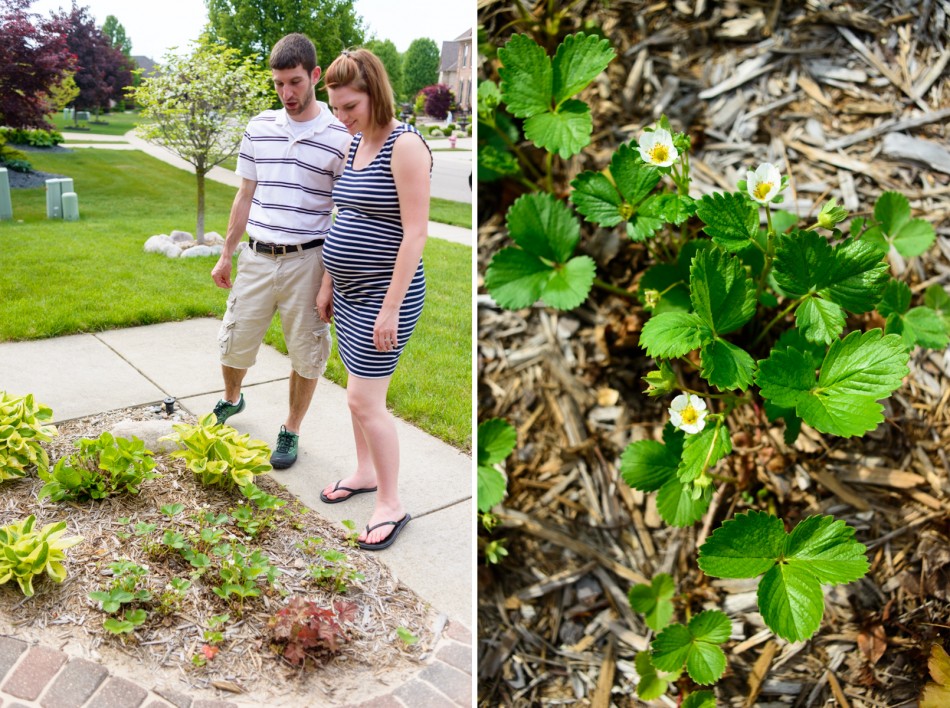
[328,85,371,135]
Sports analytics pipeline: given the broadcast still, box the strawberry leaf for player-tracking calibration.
[698,511,868,642]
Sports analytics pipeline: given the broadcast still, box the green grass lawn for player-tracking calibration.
[49,110,142,137]
[1,149,472,449]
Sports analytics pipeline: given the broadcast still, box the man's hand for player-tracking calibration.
[211,255,233,289]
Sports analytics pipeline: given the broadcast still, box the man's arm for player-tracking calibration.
[211,178,257,289]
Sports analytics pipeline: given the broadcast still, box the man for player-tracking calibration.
[210,33,352,469]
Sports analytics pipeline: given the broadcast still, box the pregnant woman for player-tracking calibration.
[317,48,432,551]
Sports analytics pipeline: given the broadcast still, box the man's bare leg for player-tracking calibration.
[222,365,248,404]
[285,370,318,433]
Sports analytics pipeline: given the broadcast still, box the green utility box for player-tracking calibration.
[0,168,11,221]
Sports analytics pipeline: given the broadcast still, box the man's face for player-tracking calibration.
[272,65,320,117]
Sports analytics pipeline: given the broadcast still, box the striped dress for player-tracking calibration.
[322,123,429,379]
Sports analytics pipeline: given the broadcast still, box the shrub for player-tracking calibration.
[421,83,454,120]
[0,128,64,147]
[0,135,31,172]
[0,391,57,481]
[427,125,444,137]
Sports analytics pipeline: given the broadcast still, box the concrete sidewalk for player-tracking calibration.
[0,318,473,628]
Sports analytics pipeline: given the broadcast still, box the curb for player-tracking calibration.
[0,619,471,707]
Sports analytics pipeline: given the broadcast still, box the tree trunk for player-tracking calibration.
[196,170,206,245]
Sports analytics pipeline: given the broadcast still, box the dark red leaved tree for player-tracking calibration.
[0,0,75,128]
[52,2,132,120]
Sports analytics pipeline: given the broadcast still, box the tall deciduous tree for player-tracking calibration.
[205,0,364,87]
[365,38,403,103]
[402,37,440,100]
[102,14,131,56]
[53,3,133,118]
[130,40,271,243]
[0,0,75,128]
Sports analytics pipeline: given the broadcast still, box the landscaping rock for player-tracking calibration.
[143,234,181,258]
[204,231,225,246]
[169,230,193,244]
[108,419,179,454]
[180,244,215,258]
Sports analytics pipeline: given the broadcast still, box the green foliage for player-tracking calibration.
[651,610,731,685]
[403,38,441,100]
[0,515,82,597]
[863,191,936,257]
[0,128,64,147]
[498,33,614,158]
[756,329,909,437]
[698,512,869,641]
[211,543,278,602]
[128,38,272,240]
[879,279,950,350]
[38,432,158,502]
[628,573,675,631]
[477,418,516,513]
[161,414,272,488]
[89,559,151,612]
[0,391,57,481]
[681,691,717,708]
[635,651,679,700]
[484,192,596,310]
[205,0,365,96]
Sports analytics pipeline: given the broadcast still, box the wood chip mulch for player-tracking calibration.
[0,405,437,705]
[477,1,950,705]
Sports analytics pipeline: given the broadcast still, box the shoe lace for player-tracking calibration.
[213,400,231,416]
[275,428,295,453]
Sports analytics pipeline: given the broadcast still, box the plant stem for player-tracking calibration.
[753,297,801,347]
[593,278,638,300]
[545,151,554,194]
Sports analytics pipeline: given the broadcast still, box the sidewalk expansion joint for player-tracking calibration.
[91,332,171,398]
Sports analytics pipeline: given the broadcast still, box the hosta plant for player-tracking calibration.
[0,515,82,597]
[161,414,272,488]
[0,391,57,481]
[38,431,158,502]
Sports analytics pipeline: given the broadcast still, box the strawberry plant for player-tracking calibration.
[0,391,57,481]
[477,418,516,564]
[39,432,158,502]
[161,414,272,488]
[0,515,82,597]
[89,559,152,635]
[269,596,357,666]
[480,29,949,700]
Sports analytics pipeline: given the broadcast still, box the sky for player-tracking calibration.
[26,0,473,59]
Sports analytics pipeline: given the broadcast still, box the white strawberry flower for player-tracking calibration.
[746,163,783,204]
[638,128,678,167]
[669,393,708,435]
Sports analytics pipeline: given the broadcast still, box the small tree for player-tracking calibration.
[421,83,454,120]
[130,40,271,243]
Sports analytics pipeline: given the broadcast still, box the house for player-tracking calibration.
[439,29,472,111]
[130,55,158,79]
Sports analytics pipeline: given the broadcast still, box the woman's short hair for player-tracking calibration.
[324,49,395,127]
[270,33,317,74]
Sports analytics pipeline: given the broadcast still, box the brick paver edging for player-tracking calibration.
[0,619,471,707]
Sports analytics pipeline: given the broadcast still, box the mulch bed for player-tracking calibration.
[0,405,436,705]
[477,1,950,705]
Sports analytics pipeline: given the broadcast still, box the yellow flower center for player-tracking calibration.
[753,182,773,200]
[681,405,699,426]
[649,144,669,164]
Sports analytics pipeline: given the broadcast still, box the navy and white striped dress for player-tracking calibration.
[322,123,429,379]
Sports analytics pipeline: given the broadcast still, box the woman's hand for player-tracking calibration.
[373,308,399,352]
[316,276,334,322]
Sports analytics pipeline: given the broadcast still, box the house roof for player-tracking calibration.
[440,41,459,72]
[131,55,158,77]
[453,28,472,41]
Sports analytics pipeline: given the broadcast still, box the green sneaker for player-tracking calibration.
[213,393,245,425]
[270,426,299,469]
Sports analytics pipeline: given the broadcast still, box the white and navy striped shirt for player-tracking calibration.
[235,103,352,246]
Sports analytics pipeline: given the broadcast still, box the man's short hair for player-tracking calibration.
[270,33,317,74]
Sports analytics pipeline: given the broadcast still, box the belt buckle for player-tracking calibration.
[277,244,288,256]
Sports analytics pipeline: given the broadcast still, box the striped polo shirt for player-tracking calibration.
[236,103,352,246]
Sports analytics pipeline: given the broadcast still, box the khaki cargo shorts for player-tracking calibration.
[218,245,331,379]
